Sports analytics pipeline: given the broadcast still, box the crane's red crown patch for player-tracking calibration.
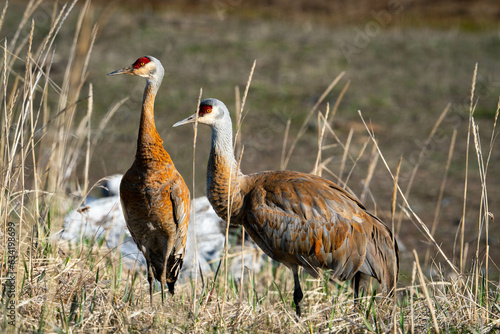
[133,57,150,69]
[199,105,213,116]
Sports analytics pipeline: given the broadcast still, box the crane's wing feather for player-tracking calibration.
[245,171,374,280]
[166,172,191,287]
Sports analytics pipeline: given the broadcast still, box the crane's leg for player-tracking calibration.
[353,272,361,299]
[292,266,303,317]
[353,272,361,310]
[160,281,165,306]
[147,261,154,306]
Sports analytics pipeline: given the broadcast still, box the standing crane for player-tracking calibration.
[108,56,190,305]
[174,98,398,316]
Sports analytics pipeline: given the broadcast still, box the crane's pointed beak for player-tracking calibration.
[107,66,134,76]
[173,114,197,127]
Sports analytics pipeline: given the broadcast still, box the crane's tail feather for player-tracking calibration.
[360,213,399,295]
[166,253,184,295]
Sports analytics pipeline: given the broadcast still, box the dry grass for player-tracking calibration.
[1,1,500,332]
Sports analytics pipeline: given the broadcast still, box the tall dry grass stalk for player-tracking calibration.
[390,156,402,333]
[190,87,202,315]
[312,103,331,176]
[460,64,478,273]
[220,60,255,318]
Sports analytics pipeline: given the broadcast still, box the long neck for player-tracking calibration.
[207,118,243,221]
[136,78,169,161]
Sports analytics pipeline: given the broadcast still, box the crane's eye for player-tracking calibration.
[199,105,212,116]
[133,57,151,69]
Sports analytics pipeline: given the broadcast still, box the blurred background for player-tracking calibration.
[4,0,500,281]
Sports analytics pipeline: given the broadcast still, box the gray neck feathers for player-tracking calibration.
[143,59,164,103]
[138,62,164,148]
[142,70,163,103]
[207,110,243,219]
[211,115,238,170]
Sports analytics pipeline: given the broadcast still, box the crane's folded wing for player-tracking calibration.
[244,171,370,279]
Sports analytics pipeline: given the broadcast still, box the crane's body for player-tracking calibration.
[108,56,190,304]
[174,98,398,316]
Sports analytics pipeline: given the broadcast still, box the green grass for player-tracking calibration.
[1,0,500,332]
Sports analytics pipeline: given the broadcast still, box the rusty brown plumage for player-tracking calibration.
[108,56,190,305]
[174,98,398,316]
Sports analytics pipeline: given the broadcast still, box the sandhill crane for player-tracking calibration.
[174,98,398,316]
[108,56,190,304]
